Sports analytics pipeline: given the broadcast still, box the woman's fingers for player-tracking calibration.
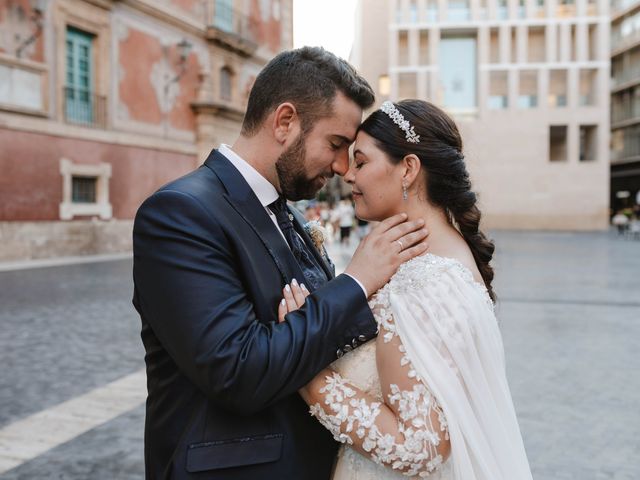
[290,278,308,306]
[283,283,297,313]
[277,298,287,323]
[279,279,310,323]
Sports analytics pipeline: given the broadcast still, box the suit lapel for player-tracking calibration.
[204,150,306,285]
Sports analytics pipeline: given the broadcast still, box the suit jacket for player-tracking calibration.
[133,149,377,479]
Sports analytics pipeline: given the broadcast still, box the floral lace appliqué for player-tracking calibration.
[310,372,448,477]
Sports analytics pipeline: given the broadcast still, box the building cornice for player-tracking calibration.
[115,0,206,37]
[612,3,640,23]
[0,113,197,155]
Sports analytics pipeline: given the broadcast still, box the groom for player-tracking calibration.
[133,47,428,479]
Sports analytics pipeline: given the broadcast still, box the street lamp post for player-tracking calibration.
[163,38,192,138]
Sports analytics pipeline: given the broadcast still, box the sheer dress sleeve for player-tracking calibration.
[306,285,451,477]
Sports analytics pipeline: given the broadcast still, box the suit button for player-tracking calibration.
[351,338,359,348]
[358,334,367,342]
[343,345,353,352]
[336,348,344,358]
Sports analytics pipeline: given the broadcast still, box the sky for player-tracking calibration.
[292,0,359,60]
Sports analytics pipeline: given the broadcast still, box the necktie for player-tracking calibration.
[268,196,328,291]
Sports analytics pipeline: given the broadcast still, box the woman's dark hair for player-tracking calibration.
[358,100,496,302]
[241,46,375,136]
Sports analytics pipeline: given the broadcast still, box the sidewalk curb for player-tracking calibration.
[0,252,133,272]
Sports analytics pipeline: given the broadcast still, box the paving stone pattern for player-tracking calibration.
[1,231,638,479]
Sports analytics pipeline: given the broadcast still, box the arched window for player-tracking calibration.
[220,66,232,101]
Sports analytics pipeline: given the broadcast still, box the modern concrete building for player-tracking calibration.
[352,0,610,230]
[0,0,292,261]
[611,0,640,213]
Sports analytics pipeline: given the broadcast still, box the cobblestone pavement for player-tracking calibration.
[0,231,638,479]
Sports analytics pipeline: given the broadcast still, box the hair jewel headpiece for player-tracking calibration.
[380,101,420,144]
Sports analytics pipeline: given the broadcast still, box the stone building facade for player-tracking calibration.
[0,0,292,261]
[352,0,610,230]
[611,0,640,213]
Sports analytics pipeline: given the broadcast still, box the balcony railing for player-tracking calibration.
[63,87,107,128]
[206,1,257,55]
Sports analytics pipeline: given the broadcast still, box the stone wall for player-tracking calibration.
[0,220,133,262]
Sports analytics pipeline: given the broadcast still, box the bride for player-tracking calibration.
[278,100,533,479]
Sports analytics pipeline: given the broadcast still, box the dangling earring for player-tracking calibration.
[402,181,408,201]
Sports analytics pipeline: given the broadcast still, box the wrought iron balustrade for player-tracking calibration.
[63,86,107,128]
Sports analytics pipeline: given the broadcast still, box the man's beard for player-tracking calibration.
[275,133,326,201]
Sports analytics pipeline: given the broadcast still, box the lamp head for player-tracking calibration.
[177,39,192,62]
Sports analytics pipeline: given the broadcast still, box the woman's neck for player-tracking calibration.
[400,198,454,242]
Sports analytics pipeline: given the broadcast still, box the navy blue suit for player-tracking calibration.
[133,150,377,479]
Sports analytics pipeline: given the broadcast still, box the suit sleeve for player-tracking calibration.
[133,189,377,415]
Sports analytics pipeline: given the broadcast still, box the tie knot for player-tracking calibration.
[269,196,289,216]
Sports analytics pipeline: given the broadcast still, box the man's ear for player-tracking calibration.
[402,154,422,187]
[272,102,300,144]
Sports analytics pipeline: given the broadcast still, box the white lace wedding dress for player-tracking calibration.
[309,254,533,480]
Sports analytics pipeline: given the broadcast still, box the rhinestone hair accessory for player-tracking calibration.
[380,101,420,144]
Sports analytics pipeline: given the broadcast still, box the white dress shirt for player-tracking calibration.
[218,144,368,297]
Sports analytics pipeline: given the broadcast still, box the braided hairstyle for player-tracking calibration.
[358,100,496,302]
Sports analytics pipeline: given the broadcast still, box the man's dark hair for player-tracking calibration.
[241,46,375,136]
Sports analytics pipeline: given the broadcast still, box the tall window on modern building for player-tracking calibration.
[518,70,538,108]
[549,125,568,162]
[489,28,500,63]
[426,0,438,21]
[579,69,597,106]
[214,0,233,32]
[489,70,508,110]
[409,0,419,22]
[548,70,567,107]
[419,31,430,64]
[497,0,508,20]
[527,26,546,63]
[580,125,598,162]
[65,27,94,125]
[220,66,232,101]
[579,125,597,161]
[398,31,409,66]
[439,36,477,111]
[448,0,470,22]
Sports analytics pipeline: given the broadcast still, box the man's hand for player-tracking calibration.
[344,213,428,297]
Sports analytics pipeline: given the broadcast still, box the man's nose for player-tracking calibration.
[331,150,350,176]
[343,163,355,184]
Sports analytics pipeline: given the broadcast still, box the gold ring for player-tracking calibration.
[396,240,404,251]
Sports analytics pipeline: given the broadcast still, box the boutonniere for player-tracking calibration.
[303,220,328,254]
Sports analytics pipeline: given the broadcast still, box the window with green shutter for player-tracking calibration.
[65,27,94,124]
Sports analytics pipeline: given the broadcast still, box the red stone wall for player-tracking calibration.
[0,129,197,221]
[118,27,201,132]
[118,29,164,125]
[250,0,283,54]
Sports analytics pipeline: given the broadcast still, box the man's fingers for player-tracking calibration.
[386,218,426,241]
[398,228,429,250]
[398,241,429,263]
[376,213,408,233]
